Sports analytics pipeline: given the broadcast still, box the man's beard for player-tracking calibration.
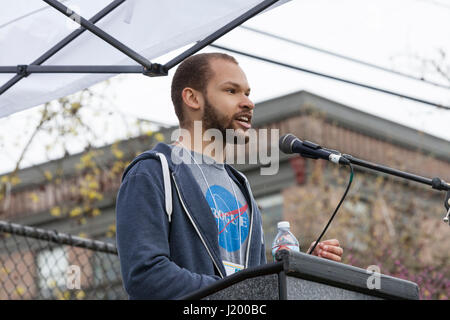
[202,96,248,145]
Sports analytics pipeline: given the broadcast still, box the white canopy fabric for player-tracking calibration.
[0,0,288,118]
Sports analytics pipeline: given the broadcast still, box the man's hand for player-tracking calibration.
[308,239,343,262]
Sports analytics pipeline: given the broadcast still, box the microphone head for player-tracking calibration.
[279,134,298,154]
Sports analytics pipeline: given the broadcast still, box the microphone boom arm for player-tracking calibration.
[342,154,450,191]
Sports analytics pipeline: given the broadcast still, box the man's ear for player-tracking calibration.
[181,87,204,111]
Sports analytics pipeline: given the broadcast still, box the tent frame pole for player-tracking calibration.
[0,65,146,74]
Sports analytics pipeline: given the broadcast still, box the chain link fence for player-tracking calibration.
[0,220,127,300]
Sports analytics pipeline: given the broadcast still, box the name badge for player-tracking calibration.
[223,260,244,276]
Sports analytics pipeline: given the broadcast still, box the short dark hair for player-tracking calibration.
[171,52,238,126]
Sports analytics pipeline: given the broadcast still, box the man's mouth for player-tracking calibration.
[234,114,252,129]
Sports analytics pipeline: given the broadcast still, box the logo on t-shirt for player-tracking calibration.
[205,185,249,252]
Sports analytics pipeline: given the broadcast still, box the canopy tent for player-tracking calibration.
[0,0,288,118]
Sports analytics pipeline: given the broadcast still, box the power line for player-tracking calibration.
[209,44,450,110]
[239,25,450,91]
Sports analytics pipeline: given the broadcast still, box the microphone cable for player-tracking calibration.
[308,162,354,255]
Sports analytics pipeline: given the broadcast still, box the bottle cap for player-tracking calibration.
[277,221,290,229]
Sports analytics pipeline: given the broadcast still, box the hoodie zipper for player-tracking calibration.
[242,176,254,269]
[171,172,225,279]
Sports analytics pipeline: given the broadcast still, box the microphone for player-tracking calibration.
[279,133,350,165]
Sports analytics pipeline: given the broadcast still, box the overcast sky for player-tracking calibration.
[1,0,449,175]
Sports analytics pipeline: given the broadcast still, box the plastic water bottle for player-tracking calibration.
[271,221,300,260]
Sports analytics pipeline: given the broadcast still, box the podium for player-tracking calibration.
[181,250,419,300]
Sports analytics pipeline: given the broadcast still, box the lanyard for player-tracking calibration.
[174,141,241,238]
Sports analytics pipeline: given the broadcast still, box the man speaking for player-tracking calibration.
[115,52,343,299]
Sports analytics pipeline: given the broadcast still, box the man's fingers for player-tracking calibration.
[318,250,342,262]
[311,247,321,256]
[309,240,343,262]
[308,239,343,262]
[321,244,343,257]
[309,242,324,256]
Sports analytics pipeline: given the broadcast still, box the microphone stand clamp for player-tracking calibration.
[443,191,450,226]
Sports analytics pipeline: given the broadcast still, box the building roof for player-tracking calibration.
[253,90,450,162]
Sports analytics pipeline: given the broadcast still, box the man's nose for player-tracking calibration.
[240,95,255,110]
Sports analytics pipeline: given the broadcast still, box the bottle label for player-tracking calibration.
[271,244,300,257]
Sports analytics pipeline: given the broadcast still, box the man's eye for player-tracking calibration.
[226,88,236,94]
